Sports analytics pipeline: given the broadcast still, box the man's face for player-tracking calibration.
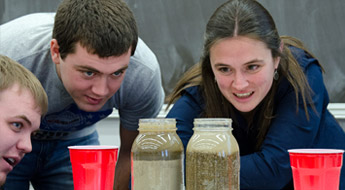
[51,41,131,112]
[0,84,41,185]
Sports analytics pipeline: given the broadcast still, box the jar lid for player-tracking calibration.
[193,118,232,130]
[138,118,176,131]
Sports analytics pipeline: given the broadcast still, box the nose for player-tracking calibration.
[92,76,109,96]
[232,72,249,90]
[17,134,32,153]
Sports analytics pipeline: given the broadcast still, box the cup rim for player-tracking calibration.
[68,145,119,150]
[288,148,344,154]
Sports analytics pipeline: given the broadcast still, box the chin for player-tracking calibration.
[233,105,256,113]
[77,104,104,112]
[82,107,103,112]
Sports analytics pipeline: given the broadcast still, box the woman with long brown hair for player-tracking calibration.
[166,0,345,189]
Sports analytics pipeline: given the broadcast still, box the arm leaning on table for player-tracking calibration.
[114,125,138,190]
[112,39,165,190]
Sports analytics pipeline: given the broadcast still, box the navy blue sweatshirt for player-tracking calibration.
[166,47,345,189]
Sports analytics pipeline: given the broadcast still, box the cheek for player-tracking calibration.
[256,75,274,94]
[66,80,86,92]
[108,79,123,93]
[0,136,12,153]
[216,78,233,97]
[60,67,85,87]
[216,76,232,89]
[65,74,91,91]
[217,82,228,92]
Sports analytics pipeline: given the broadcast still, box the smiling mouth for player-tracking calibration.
[86,96,103,105]
[234,92,254,98]
[4,157,16,166]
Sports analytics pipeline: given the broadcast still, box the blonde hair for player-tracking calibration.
[0,55,48,115]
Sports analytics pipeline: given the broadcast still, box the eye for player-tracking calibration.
[112,70,124,77]
[11,122,23,131]
[84,71,95,77]
[247,64,260,72]
[218,67,232,74]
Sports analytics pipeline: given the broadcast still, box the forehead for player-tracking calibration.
[66,43,131,73]
[211,36,267,51]
[210,37,272,62]
[0,85,41,128]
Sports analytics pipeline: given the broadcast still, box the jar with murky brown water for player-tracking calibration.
[186,118,240,190]
[131,118,184,190]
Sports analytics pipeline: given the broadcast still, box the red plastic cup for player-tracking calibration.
[288,149,344,190]
[68,145,119,190]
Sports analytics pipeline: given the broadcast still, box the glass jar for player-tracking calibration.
[186,118,240,190]
[131,118,184,190]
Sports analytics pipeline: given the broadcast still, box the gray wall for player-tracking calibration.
[1,0,344,102]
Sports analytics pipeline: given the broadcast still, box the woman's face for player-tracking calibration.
[210,36,280,113]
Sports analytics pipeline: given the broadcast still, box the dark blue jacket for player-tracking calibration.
[166,47,345,189]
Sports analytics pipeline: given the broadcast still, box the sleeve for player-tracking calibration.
[240,55,327,189]
[166,87,204,151]
[120,72,165,131]
[117,39,165,131]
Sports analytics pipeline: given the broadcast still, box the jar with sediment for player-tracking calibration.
[186,118,240,190]
[131,118,184,190]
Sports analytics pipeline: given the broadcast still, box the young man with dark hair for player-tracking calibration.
[0,0,164,189]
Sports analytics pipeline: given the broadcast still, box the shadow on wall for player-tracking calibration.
[0,1,4,22]
[0,0,61,24]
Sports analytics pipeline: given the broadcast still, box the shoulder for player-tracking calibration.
[184,85,202,96]
[166,85,204,120]
[130,38,160,72]
[113,38,164,110]
[124,38,161,84]
[1,12,55,32]
[276,46,326,102]
[122,38,162,92]
[182,86,205,106]
[0,13,54,61]
[288,46,319,71]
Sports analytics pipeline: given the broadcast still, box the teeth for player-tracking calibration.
[8,158,15,164]
[5,158,15,165]
[235,92,252,97]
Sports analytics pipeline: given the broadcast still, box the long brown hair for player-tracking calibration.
[167,0,321,150]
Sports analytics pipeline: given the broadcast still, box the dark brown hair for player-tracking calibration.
[53,0,138,59]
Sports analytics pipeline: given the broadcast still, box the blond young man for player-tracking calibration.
[0,55,48,187]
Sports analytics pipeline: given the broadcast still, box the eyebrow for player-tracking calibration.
[214,59,263,67]
[76,65,129,73]
[17,115,32,126]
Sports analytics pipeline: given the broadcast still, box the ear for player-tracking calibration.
[50,39,61,65]
[279,41,284,53]
[273,57,280,70]
[274,41,284,69]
